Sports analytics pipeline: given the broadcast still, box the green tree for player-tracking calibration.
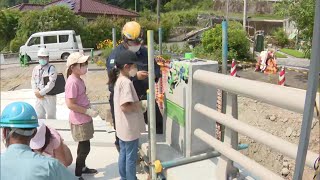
[0,10,21,51]
[274,0,315,58]
[10,6,85,52]
[201,21,250,61]
[80,16,125,48]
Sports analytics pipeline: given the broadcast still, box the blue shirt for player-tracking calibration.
[106,44,161,97]
[0,144,77,180]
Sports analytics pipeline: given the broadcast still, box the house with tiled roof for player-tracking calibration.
[10,0,139,20]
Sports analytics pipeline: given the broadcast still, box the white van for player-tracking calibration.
[19,30,79,61]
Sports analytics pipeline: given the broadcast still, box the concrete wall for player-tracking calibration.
[165,60,218,157]
[213,0,278,14]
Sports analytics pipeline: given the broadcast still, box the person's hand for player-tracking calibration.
[85,108,99,118]
[136,71,148,80]
[34,90,44,99]
[140,100,147,113]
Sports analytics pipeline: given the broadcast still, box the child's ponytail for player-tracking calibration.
[67,67,72,78]
[108,66,120,85]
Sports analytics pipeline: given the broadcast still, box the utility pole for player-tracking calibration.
[226,0,229,20]
[135,0,137,12]
[243,0,247,30]
[293,0,320,179]
[157,0,160,25]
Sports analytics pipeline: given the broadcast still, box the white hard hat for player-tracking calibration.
[37,48,49,57]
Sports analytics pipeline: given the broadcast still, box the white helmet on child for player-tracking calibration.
[37,48,49,57]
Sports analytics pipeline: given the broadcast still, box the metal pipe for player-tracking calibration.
[90,101,109,105]
[157,0,160,25]
[193,70,319,117]
[161,151,220,169]
[158,27,162,55]
[112,28,116,49]
[293,0,320,179]
[147,30,157,180]
[194,129,283,180]
[222,21,228,75]
[221,20,229,141]
[225,93,238,149]
[194,103,318,168]
[243,0,247,30]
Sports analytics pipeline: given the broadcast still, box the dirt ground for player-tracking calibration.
[0,62,319,179]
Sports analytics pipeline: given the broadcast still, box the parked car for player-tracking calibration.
[19,30,79,61]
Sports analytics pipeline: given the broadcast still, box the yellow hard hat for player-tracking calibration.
[122,21,142,40]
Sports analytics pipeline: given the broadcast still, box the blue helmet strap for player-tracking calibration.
[12,128,36,136]
[4,128,36,146]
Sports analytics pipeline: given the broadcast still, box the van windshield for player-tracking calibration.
[27,37,40,46]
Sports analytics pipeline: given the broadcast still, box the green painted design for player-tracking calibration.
[166,99,185,127]
[167,61,189,94]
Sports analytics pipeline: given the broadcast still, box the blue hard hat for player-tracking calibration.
[0,102,39,128]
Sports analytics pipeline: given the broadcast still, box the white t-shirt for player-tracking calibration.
[114,75,145,141]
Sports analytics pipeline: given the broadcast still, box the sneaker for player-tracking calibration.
[82,167,98,174]
[77,176,84,180]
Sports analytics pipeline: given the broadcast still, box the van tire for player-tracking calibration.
[61,53,70,61]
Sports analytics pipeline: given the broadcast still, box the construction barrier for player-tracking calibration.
[278,66,286,86]
[230,59,237,77]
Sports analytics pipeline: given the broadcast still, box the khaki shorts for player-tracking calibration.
[70,121,94,142]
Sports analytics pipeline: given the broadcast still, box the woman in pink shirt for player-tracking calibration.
[30,119,73,166]
[65,52,99,180]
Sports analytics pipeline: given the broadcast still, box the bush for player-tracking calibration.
[101,47,113,59]
[138,17,172,43]
[272,28,289,48]
[162,10,198,27]
[10,36,27,53]
[81,17,125,48]
[201,21,250,61]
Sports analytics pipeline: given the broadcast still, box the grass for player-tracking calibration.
[279,48,306,58]
[275,52,287,58]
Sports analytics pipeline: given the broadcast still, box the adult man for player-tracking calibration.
[107,21,163,151]
[31,48,57,119]
[0,102,77,180]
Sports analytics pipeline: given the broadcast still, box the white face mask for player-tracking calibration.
[129,67,138,77]
[128,45,141,53]
[79,65,88,75]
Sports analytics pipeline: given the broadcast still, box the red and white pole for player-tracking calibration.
[230,59,237,77]
[278,66,286,86]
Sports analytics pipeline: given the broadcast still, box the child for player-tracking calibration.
[65,52,99,180]
[30,119,73,167]
[108,50,146,180]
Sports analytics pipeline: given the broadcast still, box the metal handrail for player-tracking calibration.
[194,129,283,180]
[193,70,319,117]
[194,103,318,168]
[192,69,319,178]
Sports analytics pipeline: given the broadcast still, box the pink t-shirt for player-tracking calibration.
[43,127,61,157]
[114,75,145,141]
[65,74,91,125]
